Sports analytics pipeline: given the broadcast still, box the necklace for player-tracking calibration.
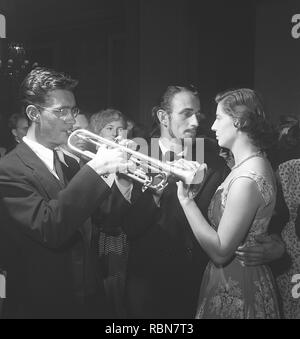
[231,151,263,171]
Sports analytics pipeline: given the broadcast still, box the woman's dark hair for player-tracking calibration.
[215,88,276,150]
[278,115,300,149]
[150,85,199,137]
[273,115,300,166]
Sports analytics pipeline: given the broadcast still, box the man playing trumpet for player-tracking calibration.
[0,67,133,319]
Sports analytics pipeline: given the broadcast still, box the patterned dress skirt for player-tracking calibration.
[276,159,300,319]
[198,170,281,319]
[98,230,129,318]
[276,220,300,319]
[196,258,280,319]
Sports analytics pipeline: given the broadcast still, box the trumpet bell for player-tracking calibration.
[167,162,207,198]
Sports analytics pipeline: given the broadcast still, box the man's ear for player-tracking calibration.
[11,129,17,138]
[157,109,169,128]
[26,105,40,123]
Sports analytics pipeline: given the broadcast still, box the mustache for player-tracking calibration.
[184,128,197,134]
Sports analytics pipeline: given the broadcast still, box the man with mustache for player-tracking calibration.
[123,85,229,318]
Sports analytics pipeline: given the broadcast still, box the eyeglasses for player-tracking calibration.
[35,105,80,121]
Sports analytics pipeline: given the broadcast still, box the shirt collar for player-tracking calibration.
[23,136,55,173]
[158,138,186,157]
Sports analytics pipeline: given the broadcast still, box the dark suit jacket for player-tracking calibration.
[0,142,122,318]
[123,138,229,319]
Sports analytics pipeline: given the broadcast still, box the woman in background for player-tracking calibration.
[276,152,300,317]
[89,108,129,318]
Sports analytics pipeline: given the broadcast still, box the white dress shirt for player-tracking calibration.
[158,138,186,158]
[23,136,60,181]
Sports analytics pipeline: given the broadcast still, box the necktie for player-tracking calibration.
[53,150,66,187]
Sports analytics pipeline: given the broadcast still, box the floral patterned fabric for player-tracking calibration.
[277,159,300,319]
[196,171,280,319]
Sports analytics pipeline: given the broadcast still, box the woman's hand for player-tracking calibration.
[172,159,206,204]
[176,181,194,206]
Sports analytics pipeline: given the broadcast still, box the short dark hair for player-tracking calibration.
[151,85,199,136]
[8,113,27,130]
[20,67,78,113]
[215,88,276,150]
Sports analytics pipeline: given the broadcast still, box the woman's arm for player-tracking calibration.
[178,177,262,265]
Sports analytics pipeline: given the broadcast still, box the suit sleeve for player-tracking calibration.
[0,164,111,249]
[91,180,131,234]
[122,186,161,239]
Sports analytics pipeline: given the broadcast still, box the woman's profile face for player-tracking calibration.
[211,103,237,149]
[99,119,125,141]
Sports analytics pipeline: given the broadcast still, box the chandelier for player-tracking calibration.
[0,40,38,80]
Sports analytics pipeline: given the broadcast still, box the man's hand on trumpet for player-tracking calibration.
[87,144,133,176]
[112,137,138,185]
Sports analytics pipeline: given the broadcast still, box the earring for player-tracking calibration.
[233,121,240,128]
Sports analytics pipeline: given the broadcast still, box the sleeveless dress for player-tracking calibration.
[195,171,280,319]
[276,159,300,319]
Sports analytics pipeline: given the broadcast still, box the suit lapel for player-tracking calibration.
[61,155,80,183]
[15,142,63,199]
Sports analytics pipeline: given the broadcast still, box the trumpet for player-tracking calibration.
[67,129,207,196]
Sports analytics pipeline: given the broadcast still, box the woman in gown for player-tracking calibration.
[276,159,300,318]
[177,88,280,318]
